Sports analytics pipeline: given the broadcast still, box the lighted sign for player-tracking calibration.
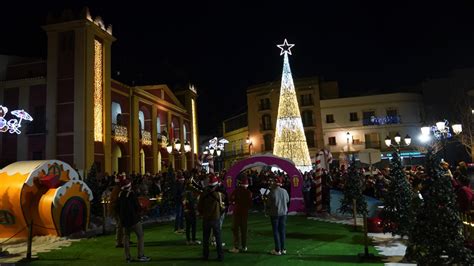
[0,105,33,134]
[367,115,400,126]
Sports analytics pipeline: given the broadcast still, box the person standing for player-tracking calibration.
[174,173,185,233]
[266,175,289,256]
[214,175,229,247]
[116,178,151,263]
[302,173,313,216]
[183,179,200,245]
[229,177,252,253]
[110,172,127,248]
[198,174,224,261]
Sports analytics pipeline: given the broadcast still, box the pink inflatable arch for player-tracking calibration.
[225,154,304,213]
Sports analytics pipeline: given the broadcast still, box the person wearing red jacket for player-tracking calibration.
[229,177,252,253]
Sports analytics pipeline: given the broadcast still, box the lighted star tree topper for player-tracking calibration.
[273,39,312,172]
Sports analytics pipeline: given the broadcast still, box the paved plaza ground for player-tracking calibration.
[19,214,383,266]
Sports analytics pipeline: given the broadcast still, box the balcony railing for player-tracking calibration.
[112,123,128,143]
[363,115,401,126]
[141,130,152,146]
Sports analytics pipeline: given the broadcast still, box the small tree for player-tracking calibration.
[339,159,368,224]
[408,149,472,265]
[380,152,414,237]
[85,163,102,217]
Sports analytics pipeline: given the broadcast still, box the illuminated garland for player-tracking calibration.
[141,130,152,146]
[112,124,128,143]
[273,39,312,173]
[0,105,33,134]
[192,98,198,154]
[94,39,104,142]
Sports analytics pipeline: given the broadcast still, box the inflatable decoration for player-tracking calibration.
[226,154,304,213]
[0,160,93,238]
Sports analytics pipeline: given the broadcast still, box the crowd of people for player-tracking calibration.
[97,167,290,262]
[94,158,473,262]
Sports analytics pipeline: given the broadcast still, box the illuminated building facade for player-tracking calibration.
[246,77,338,163]
[0,9,199,175]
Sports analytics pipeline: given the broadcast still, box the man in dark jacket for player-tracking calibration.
[116,178,150,263]
[198,174,224,261]
[110,173,125,248]
[174,172,185,233]
[229,177,252,253]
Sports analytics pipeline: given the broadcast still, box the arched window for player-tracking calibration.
[305,130,315,148]
[302,110,314,127]
[138,111,145,131]
[261,114,272,130]
[183,124,187,141]
[263,134,273,151]
[157,116,161,134]
[111,102,122,125]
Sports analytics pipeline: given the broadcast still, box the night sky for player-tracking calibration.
[2,1,474,134]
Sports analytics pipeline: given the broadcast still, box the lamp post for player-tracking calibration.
[419,119,462,163]
[167,138,192,169]
[346,132,352,160]
[205,137,227,173]
[246,135,253,156]
[384,133,411,164]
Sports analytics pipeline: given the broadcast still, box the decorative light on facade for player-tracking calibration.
[273,39,312,173]
[141,130,152,146]
[93,39,104,142]
[0,105,33,134]
[191,98,198,154]
[112,124,128,143]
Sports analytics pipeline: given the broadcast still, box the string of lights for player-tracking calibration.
[273,39,312,172]
[93,39,104,142]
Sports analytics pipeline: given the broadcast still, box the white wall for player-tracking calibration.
[320,93,424,154]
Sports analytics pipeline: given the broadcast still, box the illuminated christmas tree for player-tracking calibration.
[273,39,312,172]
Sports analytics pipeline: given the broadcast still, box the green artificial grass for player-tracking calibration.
[27,214,383,266]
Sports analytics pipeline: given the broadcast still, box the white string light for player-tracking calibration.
[0,105,33,135]
[94,39,104,142]
[273,39,312,172]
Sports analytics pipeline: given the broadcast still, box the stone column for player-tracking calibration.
[103,39,112,174]
[131,96,140,173]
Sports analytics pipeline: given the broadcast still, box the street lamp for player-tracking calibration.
[184,140,191,153]
[209,146,215,155]
[246,135,253,155]
[385,133,411,150]
[419,119,462,163]
[346,132,352,160]
[166,142,173,154]
[385,133,411,164]
[174,139,181,151]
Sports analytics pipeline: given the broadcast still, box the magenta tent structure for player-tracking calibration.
[225,154,304,213]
